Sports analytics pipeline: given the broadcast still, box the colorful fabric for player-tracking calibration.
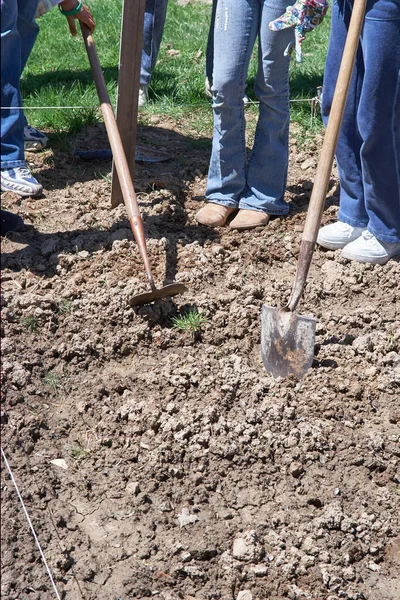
[269,0,329,62]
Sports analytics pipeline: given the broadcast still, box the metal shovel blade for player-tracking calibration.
[261,305,316,379]
[129,283,188,307]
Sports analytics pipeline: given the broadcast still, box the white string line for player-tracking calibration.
[1,97,321,110]
[1,446,62,600]
[1,106,97,110]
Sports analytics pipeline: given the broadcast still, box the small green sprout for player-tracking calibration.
[20,315,39,332]
[171,309,208,337]
[69,445,90,460]
[58,299,74,314]
[44,371,64,394]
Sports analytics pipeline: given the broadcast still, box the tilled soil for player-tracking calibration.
[1,120,399,600]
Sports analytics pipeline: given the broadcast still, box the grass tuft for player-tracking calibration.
[20,315,40,332]
[171,308,208,337]
[43,370,65,394]
[57,299,74,314]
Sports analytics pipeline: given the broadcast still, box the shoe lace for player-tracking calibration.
[362,230,374,241]
[16,167,32,178]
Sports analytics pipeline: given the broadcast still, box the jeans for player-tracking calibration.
[141,0,168,86]
[206,0,294,215]
[206,0,295,215]
[1,0,39,169]
[322,0,400,243]
[205,0,217,83]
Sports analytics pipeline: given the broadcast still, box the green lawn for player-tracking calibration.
[22,0,330,136]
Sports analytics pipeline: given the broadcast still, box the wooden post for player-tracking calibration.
[111,0,146,208]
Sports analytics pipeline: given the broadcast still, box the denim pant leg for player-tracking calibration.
[1,0,38,168]
[358,0,400,242]
[18,0,40,130]
[141,0,168,86]
[322,1,369,228]
[206,0,260,207]
[205,0,217,83]
[322,0,400,242]
[241,0,294,215]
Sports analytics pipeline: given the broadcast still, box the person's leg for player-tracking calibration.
[16,0,48,150]
[1,0,25,168]
[1,0,39,166]
[205,0,217,89]
[17,0,40,131]
[205,0,260,207]
[240,0,295,216]
[1,0,43,194]
[321,0,368,229]
[339,0,400,263]
[17,0,40,73]
[140,0,168,86]
[356,0,400,243]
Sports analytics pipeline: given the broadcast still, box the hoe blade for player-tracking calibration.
[261,305,316,379]
[129,283,188,307]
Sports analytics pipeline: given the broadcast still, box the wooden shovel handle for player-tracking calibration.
[287,0,367,312]
[80,23,156,289]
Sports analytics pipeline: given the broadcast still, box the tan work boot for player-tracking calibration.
[195,203,237,227]
[229,209,270,230]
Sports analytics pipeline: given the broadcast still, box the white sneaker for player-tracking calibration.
[342,230,400,265]
[24,125,48,152]
[1,166,43,197]
[138,84,149,108]
[317,221,366,250]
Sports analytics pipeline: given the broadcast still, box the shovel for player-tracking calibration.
[261,0,367,379]
[80,24,188,307]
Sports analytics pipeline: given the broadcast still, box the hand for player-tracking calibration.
[60,0,95,36]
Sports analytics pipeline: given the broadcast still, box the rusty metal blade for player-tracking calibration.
[129,283,188,307]
[261,305,316,379]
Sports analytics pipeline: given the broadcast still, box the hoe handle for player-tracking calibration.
[287,0,367,312]
[80,23,156,290]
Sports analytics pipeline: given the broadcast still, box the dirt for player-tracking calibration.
[1,117,399,600]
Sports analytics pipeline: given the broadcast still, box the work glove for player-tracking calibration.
[269,0,329,63]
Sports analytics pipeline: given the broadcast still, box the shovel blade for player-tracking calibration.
[129,283,188,307]
[261,305,316,379]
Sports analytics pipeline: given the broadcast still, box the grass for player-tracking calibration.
[23,0,330,139]
[57,299,74,314]
[43,370,65,394]
[20,315,40,332]
[68,432,99,460]
[69,442,91,460]
[171,308,208,337]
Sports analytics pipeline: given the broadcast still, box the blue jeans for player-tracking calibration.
[205,0,217,83]
[206,0,295,215]
[141,0,168,86]
[322,0,400,243]
[1,0,39,169]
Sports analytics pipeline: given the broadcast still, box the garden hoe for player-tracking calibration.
[80,24,188,307]
[261,0,367,379]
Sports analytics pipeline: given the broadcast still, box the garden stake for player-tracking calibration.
[80,24,188,307]
[261,0,367,379]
